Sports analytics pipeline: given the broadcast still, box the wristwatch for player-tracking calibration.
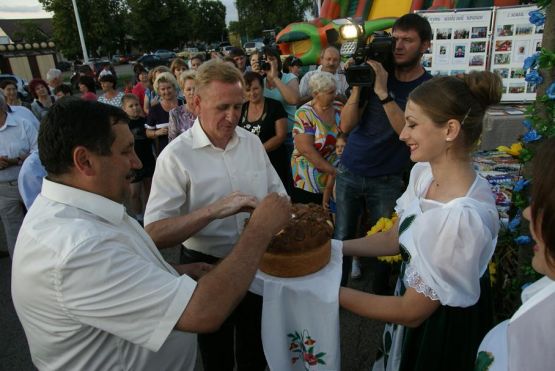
[379,92,395,105]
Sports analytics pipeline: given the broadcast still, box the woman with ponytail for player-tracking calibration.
[339,71,503,371]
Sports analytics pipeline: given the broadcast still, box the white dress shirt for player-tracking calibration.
[0,113,37,182]
[145,118,286,258]
[9,105,40,130]
[12,179,197,371]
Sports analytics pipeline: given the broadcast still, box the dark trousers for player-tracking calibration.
[334,164,404,290]
[291,186,323,205]
[180,247,267,371]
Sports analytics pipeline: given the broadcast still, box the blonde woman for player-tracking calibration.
[143,65,171,115]
[145,72,182,155]
[168,71,196,141]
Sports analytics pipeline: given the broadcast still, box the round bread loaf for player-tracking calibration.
[259,203,333,277]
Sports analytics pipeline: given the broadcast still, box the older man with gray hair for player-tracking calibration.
[0,93,37,258]
[46,68,63,94]
[145,59,286,371]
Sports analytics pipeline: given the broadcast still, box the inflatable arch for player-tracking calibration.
[276,0,521,65]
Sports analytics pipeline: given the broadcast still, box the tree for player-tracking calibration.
[235,0,311,39]
[38,0,128,58]
[187,0,227,43]
[126,0,190,51]
[13,20,49,43]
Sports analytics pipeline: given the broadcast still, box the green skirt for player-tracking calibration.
[399,274,493,371]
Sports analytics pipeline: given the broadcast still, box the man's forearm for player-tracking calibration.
[145,207,214,249]
[339,87,362,133]
[176,219,274,332]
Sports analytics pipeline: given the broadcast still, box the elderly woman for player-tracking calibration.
[146,72,183,155]
[0,80,31,109]
[168,71,196,142]
[239,72,291,194]
[291,71,342,204]
[29,78,55,121]
[97,74,124,107]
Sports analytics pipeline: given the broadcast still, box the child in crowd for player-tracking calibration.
[323,134,362,278]
[121,94,156,224]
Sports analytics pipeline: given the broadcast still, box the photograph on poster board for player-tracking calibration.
[536,24,544,34]
[436,28,452,39]
[494,53,511,64]
[422,55,432,67]
[470,41,486,53]
[535,40,542,51]
[496,24,514,37]
[510,68,525,79]
[434,70,449,76]
[454,45,466,58]
[454,28,470,39]
[513,40,529,63]
[469,55,484,66]
[436,43,450,65]
[451,69,465,75]
[515,24,533,35]
[493,68,509,78]
[508,83,525,94]
[471,26,487,39]
[495,40,512,52]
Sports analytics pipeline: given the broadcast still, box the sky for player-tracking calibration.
[0,0,239,24]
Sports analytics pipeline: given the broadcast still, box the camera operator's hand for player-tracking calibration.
[366,60,389,100]
[265,58,279,84]
[344,57,356,70]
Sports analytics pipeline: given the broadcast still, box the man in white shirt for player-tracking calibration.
[0,94,37,258]
[298,46,349,104]
[144,60,286,371]
[11,98,290,371]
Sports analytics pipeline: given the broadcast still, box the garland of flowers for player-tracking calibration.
[492,2,553,318]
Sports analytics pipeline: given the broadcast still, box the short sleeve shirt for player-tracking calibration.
[12,179,197,370]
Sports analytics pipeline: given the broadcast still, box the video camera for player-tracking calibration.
[337,19,395,87]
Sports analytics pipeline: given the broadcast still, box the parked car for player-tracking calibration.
[221,45,234,55]
[0,74,30,101]
[136,54,169,69]
[176,47,199,59]
[153,49,176,60]
[56,60,72,72]
[244,41,265,55]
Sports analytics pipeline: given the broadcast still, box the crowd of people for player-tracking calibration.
[0,11,554,371]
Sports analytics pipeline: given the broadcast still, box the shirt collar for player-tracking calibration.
[190,117,244,151]
[41,178,126,225]
[2,112,20,128]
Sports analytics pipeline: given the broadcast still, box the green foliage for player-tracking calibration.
[234,0,312,38]
[39,0,128,58]
[13,20,49,43]
[38,0,228,58]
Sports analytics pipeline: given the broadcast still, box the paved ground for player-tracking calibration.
[1,221,383,370]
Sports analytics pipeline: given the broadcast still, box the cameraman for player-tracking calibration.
[336,13,432,288]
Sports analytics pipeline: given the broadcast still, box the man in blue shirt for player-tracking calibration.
[337,14,433,288]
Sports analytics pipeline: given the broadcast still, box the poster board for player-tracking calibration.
[418,9,493,77]
[491,5,542,101]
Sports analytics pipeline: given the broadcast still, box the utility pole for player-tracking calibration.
[71,0,89,63]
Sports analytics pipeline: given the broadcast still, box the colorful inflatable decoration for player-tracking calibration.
[276,0,521,65]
